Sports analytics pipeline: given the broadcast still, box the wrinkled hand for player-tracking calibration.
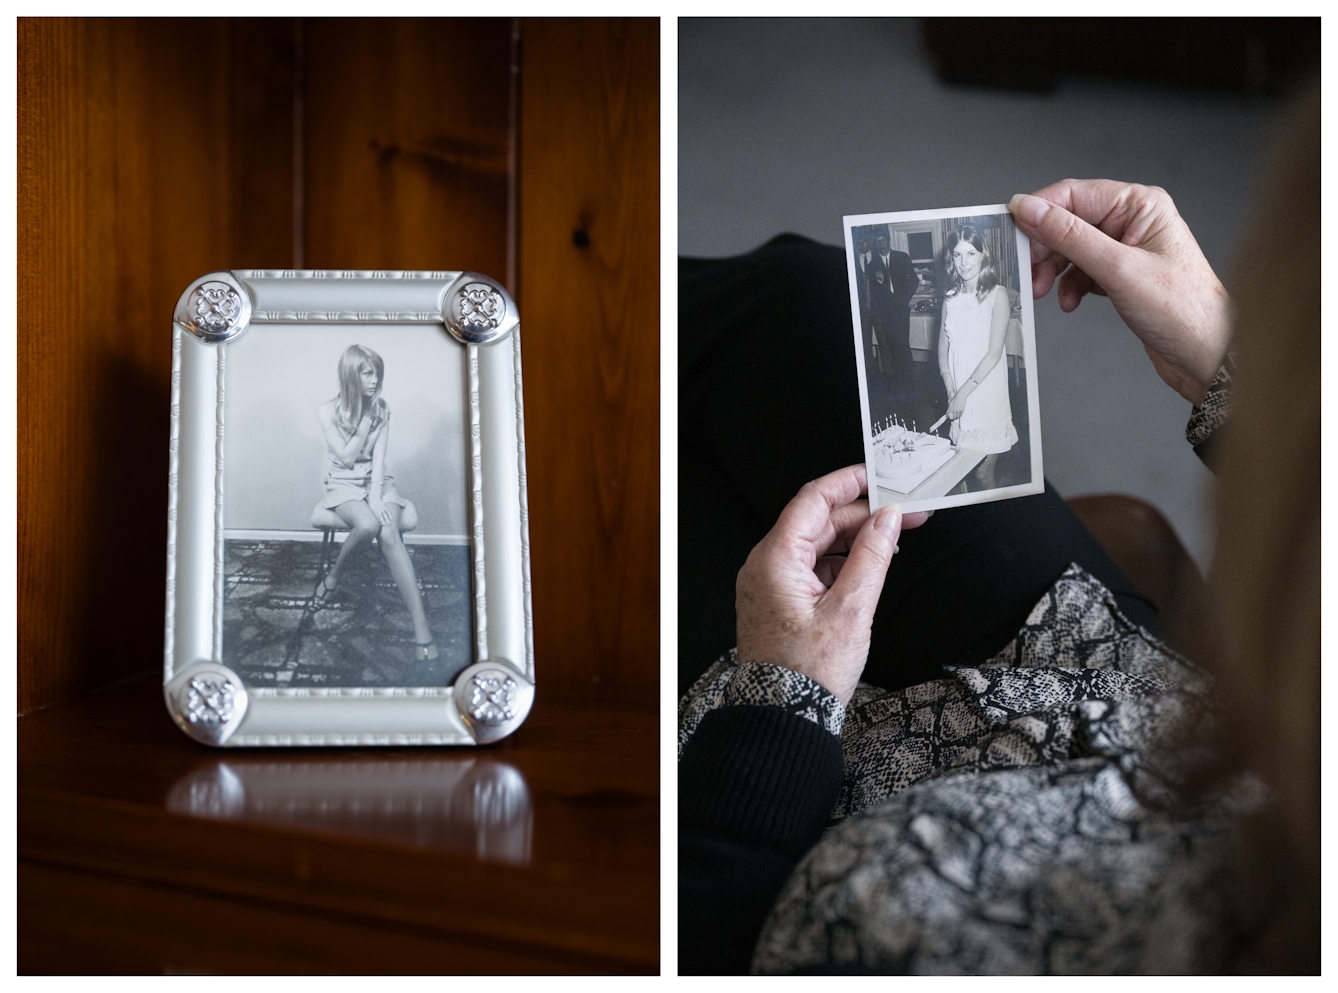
[735,465,930,705]
[1009,180,1231,404]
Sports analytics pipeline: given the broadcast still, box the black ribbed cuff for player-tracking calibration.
[679,705,845,859]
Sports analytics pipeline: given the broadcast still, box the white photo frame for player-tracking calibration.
[164,270,534,747]
[844,204,1044,513]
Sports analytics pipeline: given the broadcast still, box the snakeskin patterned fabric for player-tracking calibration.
[679,650,846,759]
[833,566,1205,821]
[1186,356,1236,454]
[753,761,1249,973]
[680,565,1253,973]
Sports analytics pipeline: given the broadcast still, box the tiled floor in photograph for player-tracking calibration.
[222,539,473,688]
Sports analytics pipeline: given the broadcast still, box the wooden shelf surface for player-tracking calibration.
[18,675,659,974]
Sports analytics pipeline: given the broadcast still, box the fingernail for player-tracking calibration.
[1008,193,1050,228]
[873,505,902,539]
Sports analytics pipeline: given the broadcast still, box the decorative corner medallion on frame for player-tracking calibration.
[165,661,250,747]
[167,268,533,747]
[173,271,254,344]
[443,272,518,345]
[453,660,534,745]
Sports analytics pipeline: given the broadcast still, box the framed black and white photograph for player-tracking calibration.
[223,324,472,690]
[164,270,534,748]
[844,204,1044,512]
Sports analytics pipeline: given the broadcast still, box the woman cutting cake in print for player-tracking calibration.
[315,344,438,662]
[938,224,1018,489]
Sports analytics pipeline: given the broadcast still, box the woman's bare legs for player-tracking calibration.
[324,500,434,653]
[324,499,380,593]
[377,504,434,651]
[975,453,999,489]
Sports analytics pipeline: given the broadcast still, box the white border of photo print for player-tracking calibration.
[844,203,1043,513]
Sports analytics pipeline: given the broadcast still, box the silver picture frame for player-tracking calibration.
[164,270,534,747]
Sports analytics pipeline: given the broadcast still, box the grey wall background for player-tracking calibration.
[680,18,1292,570]
[224,324,469,536]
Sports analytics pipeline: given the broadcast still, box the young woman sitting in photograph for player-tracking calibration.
[938,224,1018,489]
[315,344,438,662]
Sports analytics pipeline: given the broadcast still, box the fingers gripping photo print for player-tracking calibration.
[845,204,1043,512]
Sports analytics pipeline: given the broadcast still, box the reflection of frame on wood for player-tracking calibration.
[164,270,534,747]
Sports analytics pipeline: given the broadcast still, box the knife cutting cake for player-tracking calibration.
[872,423,955,494]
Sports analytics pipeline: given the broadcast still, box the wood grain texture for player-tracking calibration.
[18,19,295,714]
[20,17,660,711]
[19,675,658,973]
[518,19,660,701]
[19,861,634,974]
[303,18,510,274]
[19,17,660,973]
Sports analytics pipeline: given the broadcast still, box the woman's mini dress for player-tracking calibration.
[321,409,406,512]
[941,284,1019,454]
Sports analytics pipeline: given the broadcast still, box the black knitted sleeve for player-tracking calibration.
[678,705,845,974]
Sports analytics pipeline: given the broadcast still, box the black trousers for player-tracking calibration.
[872,306,913,380]
[679,235,1164,697]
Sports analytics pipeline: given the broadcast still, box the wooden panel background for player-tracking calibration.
[17,17,660,714]
[18,19,295,715]
[520,19,660,703]
[304,18,511,274]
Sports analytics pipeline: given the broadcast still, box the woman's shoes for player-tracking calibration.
[313,575,338,605]
[414,640,439,661]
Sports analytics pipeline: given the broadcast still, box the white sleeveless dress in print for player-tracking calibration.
[941,285,1018,454]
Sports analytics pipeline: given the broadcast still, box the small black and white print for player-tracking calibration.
[844,204,1044,513]
[220,323,473,688]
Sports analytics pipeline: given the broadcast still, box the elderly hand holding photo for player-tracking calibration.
[681,86,1316,975]
[735,466,931,706]
[734,179,1227,711]
[1009,179,1232,405]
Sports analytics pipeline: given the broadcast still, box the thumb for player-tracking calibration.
[1009,193,1131,295]
[826,505,901,623]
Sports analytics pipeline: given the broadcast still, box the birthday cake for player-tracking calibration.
[872,424,955,494]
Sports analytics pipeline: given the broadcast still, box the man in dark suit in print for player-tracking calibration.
[853,235,876,371]
[868,233,919,385]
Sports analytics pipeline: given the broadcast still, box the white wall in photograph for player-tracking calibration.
[223,324,469,536]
